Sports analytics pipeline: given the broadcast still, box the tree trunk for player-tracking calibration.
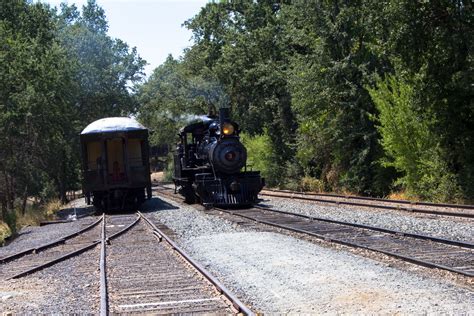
[21,185,28,215]
[59,177,67,204]
[0,196,6,221]
[4,171,14,212]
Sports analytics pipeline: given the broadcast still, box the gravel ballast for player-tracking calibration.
[146,196,474,314]
[0,198,97,258]
[0,216,99,258]
[262,196,474,243]
[0,246,100,314]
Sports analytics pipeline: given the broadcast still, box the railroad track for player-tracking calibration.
[219,206,474,277]
[0,216,105,279]
[1,211,252,315]
[101,212,252,315]
[153,186,474,278]
[261,188,474,219]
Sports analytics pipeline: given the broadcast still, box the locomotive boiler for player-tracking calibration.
[173,108,264,207]
[80,117,152,211]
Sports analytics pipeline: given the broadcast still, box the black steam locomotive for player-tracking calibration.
[173,108,264,207]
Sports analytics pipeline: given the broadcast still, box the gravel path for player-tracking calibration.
[145,196,474,314]
[261,196,474,243]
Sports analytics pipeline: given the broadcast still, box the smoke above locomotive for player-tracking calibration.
[173,108,264,207]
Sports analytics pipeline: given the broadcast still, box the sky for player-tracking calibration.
[41,0,209,77]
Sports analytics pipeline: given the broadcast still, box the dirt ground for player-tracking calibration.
[150,171,165,182]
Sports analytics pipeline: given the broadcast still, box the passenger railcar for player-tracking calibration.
[173,108,264,207]
[80,117,152,211]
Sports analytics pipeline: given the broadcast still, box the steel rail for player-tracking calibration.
[0,216,104,264]
[7,241,100,280]
[99,213,141,316]
[100,214,108,316]
[263,188,474,210]
[138,211,255,316]
[261,191,474,218]
[253,206,474,249]
[153,187,473,248]
[8,215,141,280]
[213,207,474,278]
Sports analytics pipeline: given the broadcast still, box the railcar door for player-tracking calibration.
[106,137,127,184]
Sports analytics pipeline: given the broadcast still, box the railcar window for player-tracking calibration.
[128,138,143,167]
[87,141,101,171]
[107,138,125,175]
[186,133,194,144]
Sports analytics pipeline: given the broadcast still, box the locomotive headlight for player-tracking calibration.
[222,123,235,135]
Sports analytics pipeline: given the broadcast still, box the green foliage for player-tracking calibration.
[138,0,471,202]
[369,73,463,201]
[3,212,16,236]
[240,132,282,187]
[0,0,146,223]
[137,55,211,148]
[366,0,473,201]
[57,0,146,122]
[162,153,175,182]
[285,1,392,196]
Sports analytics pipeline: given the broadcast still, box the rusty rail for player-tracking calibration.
[8,215,140,280]
[0,216,103,264]
[261,189,474,218]
[139,211,255,316]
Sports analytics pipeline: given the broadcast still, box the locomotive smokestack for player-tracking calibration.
[219,107,230,125]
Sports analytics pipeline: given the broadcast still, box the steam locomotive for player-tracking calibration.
[173,108,264,207]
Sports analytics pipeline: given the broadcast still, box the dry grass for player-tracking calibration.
[299,176,324,193]
[44,199,62,217]
[13,199,61,232]
[386,191,417,201]
[0,199,63,245]
[15,208,46,228]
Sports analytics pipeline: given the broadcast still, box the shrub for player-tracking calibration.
[0,221,12,246]
[299,176,324,192]
[368,73,463,202]
[44,199,62,218]
[16,206,48,229]
[162,152,175,182]
[240,131,282,187]
[3,211,17,235]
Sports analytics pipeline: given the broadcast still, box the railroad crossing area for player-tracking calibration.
[0,189,473,314]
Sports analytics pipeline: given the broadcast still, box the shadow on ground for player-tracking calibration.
[56,205,95,220]
[140,197,180,213]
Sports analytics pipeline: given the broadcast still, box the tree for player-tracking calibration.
[368,0,473,200]
[182,1,297,185]
[285,1,394,195]
[57,0,146,124]
[0,0,75,213]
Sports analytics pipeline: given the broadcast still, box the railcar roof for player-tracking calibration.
[81,117,146,135]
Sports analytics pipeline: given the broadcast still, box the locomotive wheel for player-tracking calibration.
[182,186,196,204]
